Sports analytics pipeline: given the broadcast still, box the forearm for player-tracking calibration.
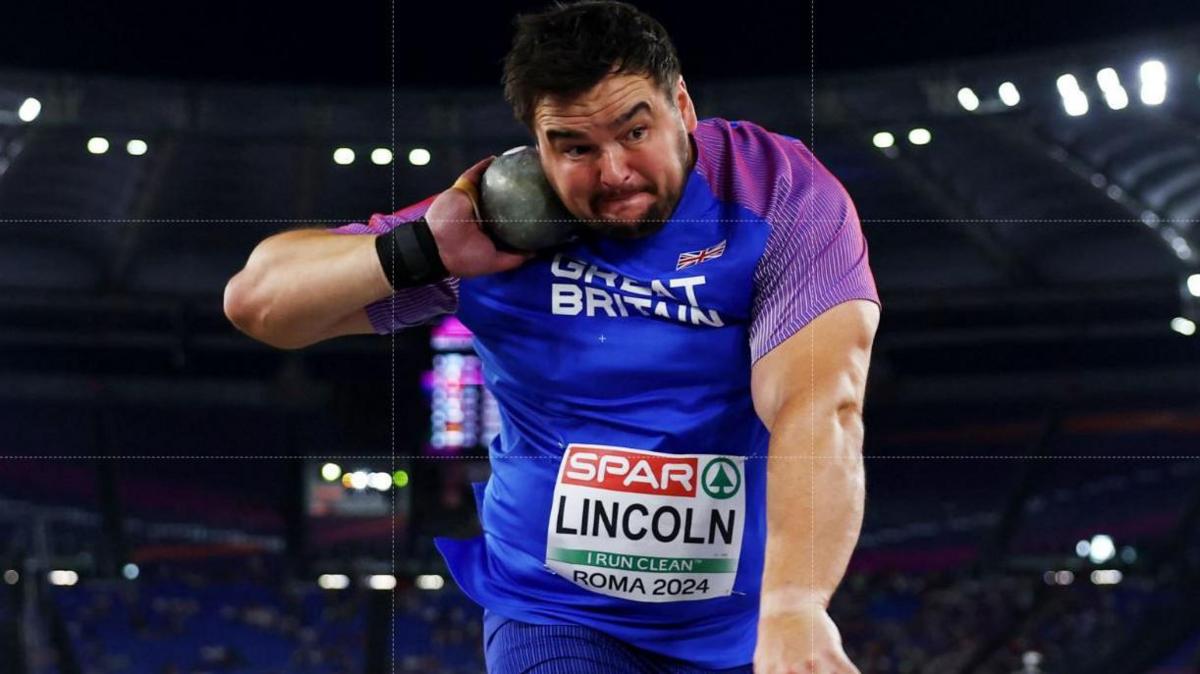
[759,397,865,612]
[223,228,393,348]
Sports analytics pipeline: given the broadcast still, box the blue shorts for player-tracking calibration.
[483,609,754,674]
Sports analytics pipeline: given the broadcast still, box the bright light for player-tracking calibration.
[371,148,394,165]
[408,148,431,166]
[1075,539,1091,557]
[318,574,350,590]
[48,570,79,587]
[368,574,397,591]
[126,139,148,156]
[957,87,980,111]
[18,97,41,122]
[907,128,932,146]
[1140,60,1167,83]
[1090,569,1123,585]
[415,574,444,591]
[87,137,110,154]
[368,471,392,492]
[1056,75,1089,117]
[392,469,410,488]
[1054,570,1075,585]
[1103,87,1130,110]
[349,471,369,490]
[1187,274,1200,297]
[2,570,17,585]
[1140,60,1167,105]
[321,463,342,482]
[1171,317,1196,336]
[1088,534,1116,564]
[333,147,356,165]
[1096,68,1121,90]
[1096,68,1129,110]
[998,82,1021,107]
[121,563,139,580]
[871,132,895,149]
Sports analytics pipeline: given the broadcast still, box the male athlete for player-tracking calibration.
[224,2,880,672]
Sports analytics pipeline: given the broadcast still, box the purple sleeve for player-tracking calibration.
[748,154,880,363]
[329,198,460,334]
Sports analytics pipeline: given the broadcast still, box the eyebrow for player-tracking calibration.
[544,101,652,143]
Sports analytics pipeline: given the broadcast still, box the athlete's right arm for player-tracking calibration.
[223,156,531,350]
[222,228,393,349]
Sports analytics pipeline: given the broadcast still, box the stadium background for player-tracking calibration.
[1,1,1200,672]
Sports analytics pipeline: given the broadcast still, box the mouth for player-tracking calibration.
[597,192,652,218]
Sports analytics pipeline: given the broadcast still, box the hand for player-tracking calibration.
[754,604,860,674]
[425,156,534,278]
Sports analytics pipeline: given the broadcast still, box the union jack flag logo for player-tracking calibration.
[676,239,727,270]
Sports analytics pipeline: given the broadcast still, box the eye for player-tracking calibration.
[628,126,648,141]
[564,145,591,158]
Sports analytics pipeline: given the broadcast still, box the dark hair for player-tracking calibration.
[502,1,682,131]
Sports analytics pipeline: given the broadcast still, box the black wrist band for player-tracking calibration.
[374,217,449,289]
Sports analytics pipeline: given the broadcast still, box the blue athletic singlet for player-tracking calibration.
[335,117,880,669]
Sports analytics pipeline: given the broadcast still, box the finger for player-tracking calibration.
[459,155,496,184]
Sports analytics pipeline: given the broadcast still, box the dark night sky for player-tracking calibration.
[2,0,1199,87]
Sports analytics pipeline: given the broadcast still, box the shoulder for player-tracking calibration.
[692,117,852,228]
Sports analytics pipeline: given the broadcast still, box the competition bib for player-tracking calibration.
[545,444,745,603]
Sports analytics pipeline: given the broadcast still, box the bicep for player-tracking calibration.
[750,299,879,430]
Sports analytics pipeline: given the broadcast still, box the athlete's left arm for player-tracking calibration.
[750,298,879,672]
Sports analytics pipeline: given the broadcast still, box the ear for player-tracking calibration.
[675,76,698,133]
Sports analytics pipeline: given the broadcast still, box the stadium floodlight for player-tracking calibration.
[368,472,392,492]
[317,574,351,590]
[2,570,17,585]
[367,574,397,591]
[871,132,895,149]
[18,97,41,122]
[1090,569,1123,585]
[1075,539,1091,557]
[87,137,110,154]
[48,570,79,586]
[415,574,445,591]
[122,564,139,580]
[333,147,355,165]
[348,471,369,490]
[1088,534,1116,563]
[1056,74,1089,117]
[126,139,148,156]
[1139,60,1167,105]
[1187,274,1200,298]
[907,128,932,146]
[957,87,980,111]
[408,148,432,166]
[1171,317,1197,336]
[371,148,394,165]
[1096,68,1129,110]
[321,462,342,482]
[998,82,1021,107]
[1096,68,1121,90]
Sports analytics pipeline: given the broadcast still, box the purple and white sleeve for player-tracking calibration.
[748,157,880,363]
[329,206,460,335]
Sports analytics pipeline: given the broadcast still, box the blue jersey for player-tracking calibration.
[335,117,880,668]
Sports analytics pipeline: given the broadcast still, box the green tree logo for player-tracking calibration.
[701,458,741,500]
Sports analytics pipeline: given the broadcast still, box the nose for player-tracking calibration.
[597,146,633,191]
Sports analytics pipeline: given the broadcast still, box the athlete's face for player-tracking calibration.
[533,72,698,239]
